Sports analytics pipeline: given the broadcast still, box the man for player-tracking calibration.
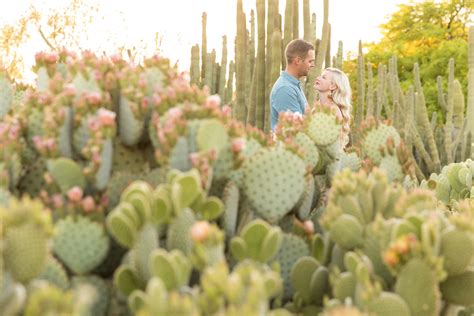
[270,39,315,131]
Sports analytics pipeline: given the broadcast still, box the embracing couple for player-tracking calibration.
[270,39,352,147]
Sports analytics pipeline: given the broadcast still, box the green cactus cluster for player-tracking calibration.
[0,20,473,314]
[421,159,474,206]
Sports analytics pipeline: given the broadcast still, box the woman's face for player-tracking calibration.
[314,70,336,92]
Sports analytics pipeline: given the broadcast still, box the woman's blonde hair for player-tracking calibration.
[325,67,352,134]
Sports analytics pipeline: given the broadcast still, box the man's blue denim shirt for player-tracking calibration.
[270,71,308,131]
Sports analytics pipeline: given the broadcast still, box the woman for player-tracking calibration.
[314,67,352,147]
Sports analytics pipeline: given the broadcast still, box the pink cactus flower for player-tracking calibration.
[67,186,83,203]
[97,108,116,126]
[81,196,96,213]
[191,221,210,242]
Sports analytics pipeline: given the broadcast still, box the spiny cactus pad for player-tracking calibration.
[362,123,400,165]
[394,258,440,316]
[274,233,310,299]
[53,216,110,275]
[197,118,229,152]
[306,111,342,146]
[242,148,306,222]
[47,158,86,194]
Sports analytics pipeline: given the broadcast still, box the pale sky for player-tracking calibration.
[1,0,408,80]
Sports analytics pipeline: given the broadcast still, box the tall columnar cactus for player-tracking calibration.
[467,26,474,150]
[264,0,278,132]
[303,0,311,41]
[218,36,228,100]
[234,0,247,122]
[413,63,441,172]
[225,60,235,105]
[325,24,332,69]
[283,0,294,70]
[249,10,256,81]
[445,58,455,164]
[201,12,207,85]
[355,40,365,141]
[306,0,329,105]
[190,44,200,86]
[254,0,266,130]
[375,63,386,119]
[335,41,343,69]
[292,0,299,39]
[366,63,374,118]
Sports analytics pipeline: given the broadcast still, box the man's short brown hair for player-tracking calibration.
[285,39,314,64]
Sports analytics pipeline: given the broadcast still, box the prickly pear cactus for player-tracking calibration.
[242,147,306,222]
[1,197,52,283]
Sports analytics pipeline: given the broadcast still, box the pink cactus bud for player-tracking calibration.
[221,105,232,116]
[167,107,183,120]
[153,93,162,106]
[190,153,200,166]
[45,138,57,151]
[38,93,51,105]
[141,98,149,110]
[110,53,122,63]
[92,151,101,164]
[86,92,102,105]
[191,221,210,242]
[157,130,167,143]
[303,220,314,234]
[46,52,59,64]
[52,194,64,209]
[63,84,76,97]
[208,148,217,161]
[88,118,101,132]
[67,186,83,203]
[97,108,116,126]
[44,173,53,184]
[35,51,46,62]
[206,95,221,108]
[81,196,96,213]
[231,138,246,153]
